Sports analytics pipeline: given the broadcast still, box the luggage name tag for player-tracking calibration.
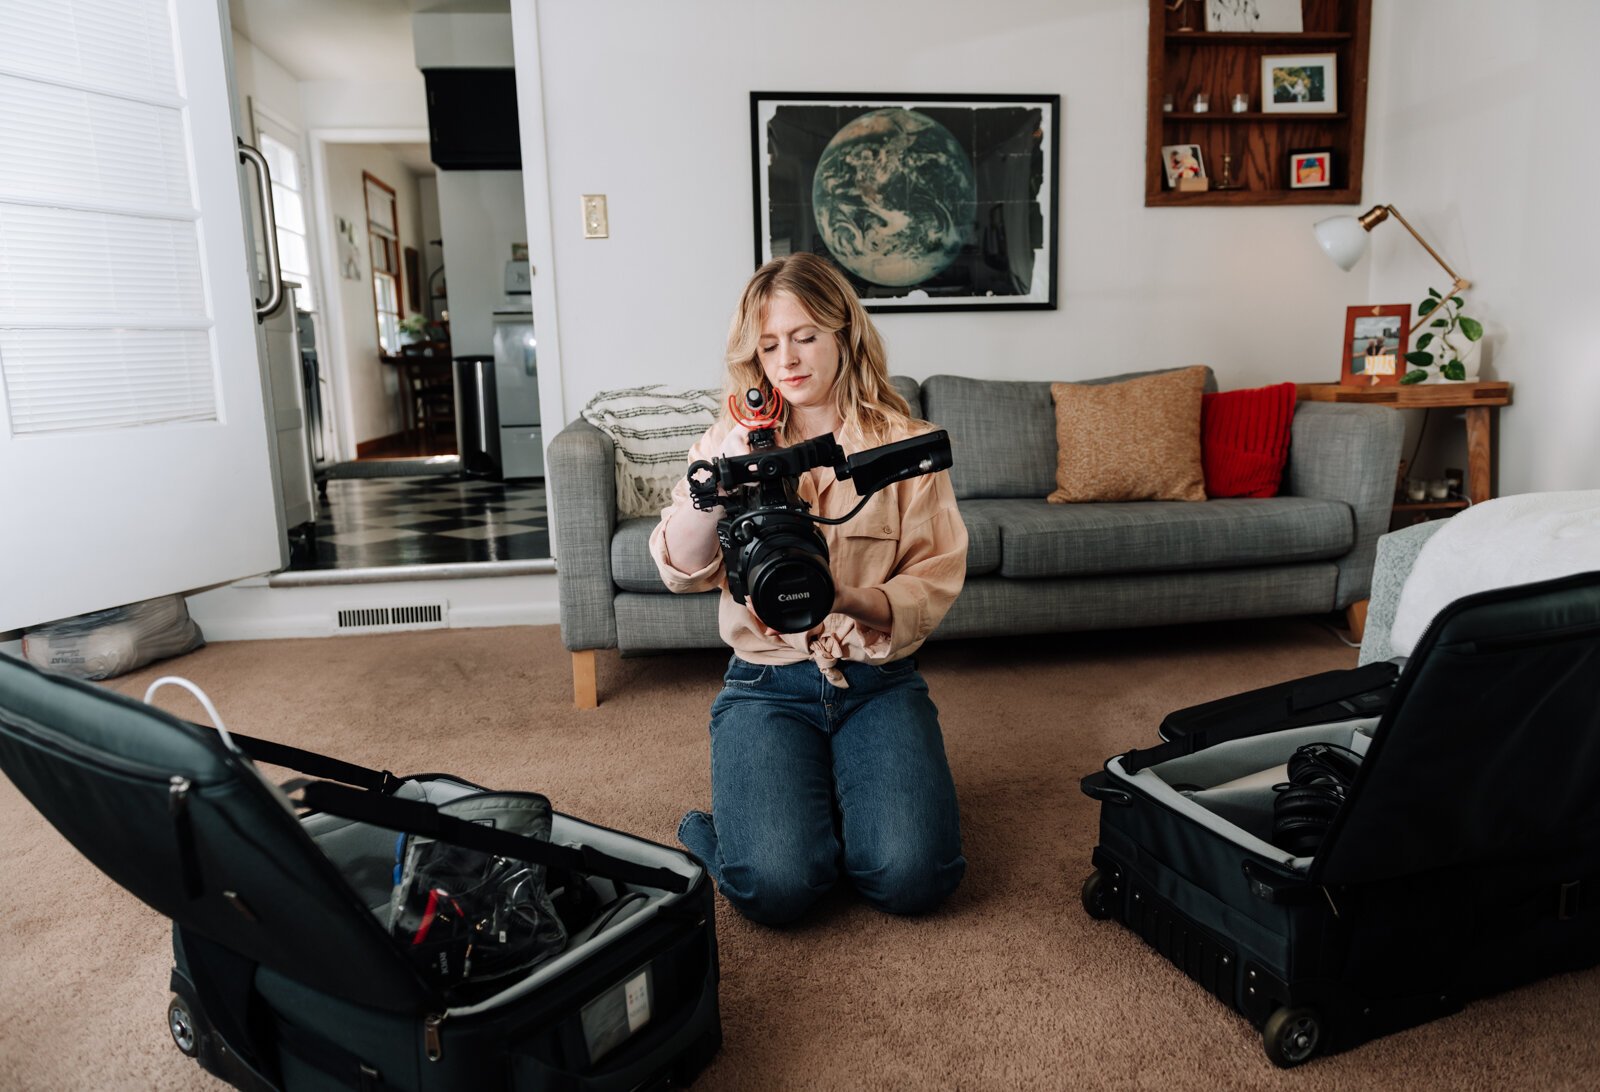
[580,963,653,1064]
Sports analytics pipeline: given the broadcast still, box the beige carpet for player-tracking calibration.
[2,621,1597,1091]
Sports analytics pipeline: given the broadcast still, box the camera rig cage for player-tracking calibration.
[685,388,953,633]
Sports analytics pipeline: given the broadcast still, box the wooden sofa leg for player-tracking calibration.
[1346,599,1369,644]
[572,650,598,710]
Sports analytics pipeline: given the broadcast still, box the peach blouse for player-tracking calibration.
[648,417,968,686]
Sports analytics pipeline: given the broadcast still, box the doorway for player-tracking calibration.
[228,0,550,576]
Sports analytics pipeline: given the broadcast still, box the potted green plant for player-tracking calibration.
[398,314,434,344]
[1401,287,1484,383]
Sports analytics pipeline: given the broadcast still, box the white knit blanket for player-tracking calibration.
[1389,490,1600,656]
[581,385,722,518]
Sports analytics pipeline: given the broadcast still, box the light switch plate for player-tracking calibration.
[581,194,608,239]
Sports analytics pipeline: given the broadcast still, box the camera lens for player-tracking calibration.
[734,511,834,632]
[748,546,834,632]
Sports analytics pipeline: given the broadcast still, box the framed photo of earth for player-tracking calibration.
[751,91,1060,312]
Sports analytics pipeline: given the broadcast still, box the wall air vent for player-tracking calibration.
[335,603,448,632]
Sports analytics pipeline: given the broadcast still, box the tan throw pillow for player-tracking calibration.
[1048,365,1208,503]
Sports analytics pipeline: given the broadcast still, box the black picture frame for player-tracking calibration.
[750,91,1060,313]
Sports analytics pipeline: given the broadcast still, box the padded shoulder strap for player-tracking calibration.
[295,781,691,895]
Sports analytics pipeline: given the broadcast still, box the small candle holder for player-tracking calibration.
[1404,479,1427,502]
[1192,92,1210,114]
[1162,93,1174,114]
[1231,92,1250,113]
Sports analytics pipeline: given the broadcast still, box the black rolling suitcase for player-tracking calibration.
[1080,571,1600,1067]
[0,653,721,1091]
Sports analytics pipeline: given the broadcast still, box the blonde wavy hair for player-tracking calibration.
[723,253,917,443]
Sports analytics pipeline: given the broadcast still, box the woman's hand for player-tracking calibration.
[718,424,754,460]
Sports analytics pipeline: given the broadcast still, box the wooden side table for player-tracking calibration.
[1295,381,1513,639]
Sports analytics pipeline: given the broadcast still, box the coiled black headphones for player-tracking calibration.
[1271,742,1363,856]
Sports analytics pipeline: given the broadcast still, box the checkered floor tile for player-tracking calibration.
[288,476,549,571]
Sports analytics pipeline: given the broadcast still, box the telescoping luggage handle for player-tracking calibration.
[189,722,691,895]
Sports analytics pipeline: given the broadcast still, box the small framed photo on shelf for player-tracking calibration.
[1262,53,1338,114]
[1161,143,1206,189]
[1342,304,1410,387]
[1205,0,1303,33]
[1288,148,1333,189]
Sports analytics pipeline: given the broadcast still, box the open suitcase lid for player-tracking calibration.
[0,653,440,1013]
[1312,570,1600,888]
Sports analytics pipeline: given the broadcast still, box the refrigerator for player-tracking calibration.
[492,309,542,479]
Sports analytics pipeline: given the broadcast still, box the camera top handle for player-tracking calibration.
[686,429,952,526]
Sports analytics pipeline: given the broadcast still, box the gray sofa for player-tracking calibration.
[550,369,1403,705]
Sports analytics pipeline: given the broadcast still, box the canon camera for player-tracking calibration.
[686,388,953,633]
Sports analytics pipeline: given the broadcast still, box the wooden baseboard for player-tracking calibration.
[572,650,598,709]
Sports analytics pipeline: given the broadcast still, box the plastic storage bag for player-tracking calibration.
[22,594,205,680]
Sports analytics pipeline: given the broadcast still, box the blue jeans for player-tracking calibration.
[677,656,965,925]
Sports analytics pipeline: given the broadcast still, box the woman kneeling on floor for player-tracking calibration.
[649,252,969,925]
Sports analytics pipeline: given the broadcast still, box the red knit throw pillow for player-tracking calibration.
[1201,383,1298,498]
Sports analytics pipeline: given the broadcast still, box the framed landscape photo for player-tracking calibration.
[1342,304,1410,387]
[1288,148,1333,189]
[1160,143,1206,188]
[750,91,1060,312]
[1261,54,1338,114]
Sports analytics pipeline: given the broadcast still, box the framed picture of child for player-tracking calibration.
[1341,304,1410,387]
[1160,144,1205,189]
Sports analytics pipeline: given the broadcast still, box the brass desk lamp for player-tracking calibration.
[1313,205,1471,300]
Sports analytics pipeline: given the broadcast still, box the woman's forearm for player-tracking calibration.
[833,585,893,633]
[662,503,724,574]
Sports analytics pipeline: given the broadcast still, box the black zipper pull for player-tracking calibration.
[169,776,203,899]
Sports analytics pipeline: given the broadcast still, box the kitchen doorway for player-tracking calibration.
[228,0,551,577]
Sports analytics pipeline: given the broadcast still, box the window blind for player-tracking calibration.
[0,0,218,435]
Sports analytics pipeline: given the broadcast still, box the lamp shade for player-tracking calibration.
[1313,215,1369,271]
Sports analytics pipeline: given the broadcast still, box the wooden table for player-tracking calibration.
[381,350,453,452]
[1296,381,1512,640]
[1297,381,1512,506]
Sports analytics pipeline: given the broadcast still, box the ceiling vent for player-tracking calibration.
[335,603,448,633]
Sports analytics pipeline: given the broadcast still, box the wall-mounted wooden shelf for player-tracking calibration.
[1164,31,1354,44]
[1148,0,1372,207]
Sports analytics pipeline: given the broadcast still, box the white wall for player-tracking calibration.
[518,0,1371,426]
[230,30,303,131]
[324,145,428,445]
[1365,0,1599,495]
[299,79,427,131]
[436,172,528,357]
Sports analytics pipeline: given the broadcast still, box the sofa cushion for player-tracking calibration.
[1048,366,1208,503]
[957,503,1000,576]
[922,367,1217,501]
[959,496,1353,579]
[889,374,922,418]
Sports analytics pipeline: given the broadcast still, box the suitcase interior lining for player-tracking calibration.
[1111,717,1380,873]
[298,776,703,1017]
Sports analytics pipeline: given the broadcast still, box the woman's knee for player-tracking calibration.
[849,839,966,916]
[718,856,838,925]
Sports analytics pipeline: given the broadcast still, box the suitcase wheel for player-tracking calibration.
[1262,1005,1322,1068]
[167,995,200,1058]
[1080,870,1112,920]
